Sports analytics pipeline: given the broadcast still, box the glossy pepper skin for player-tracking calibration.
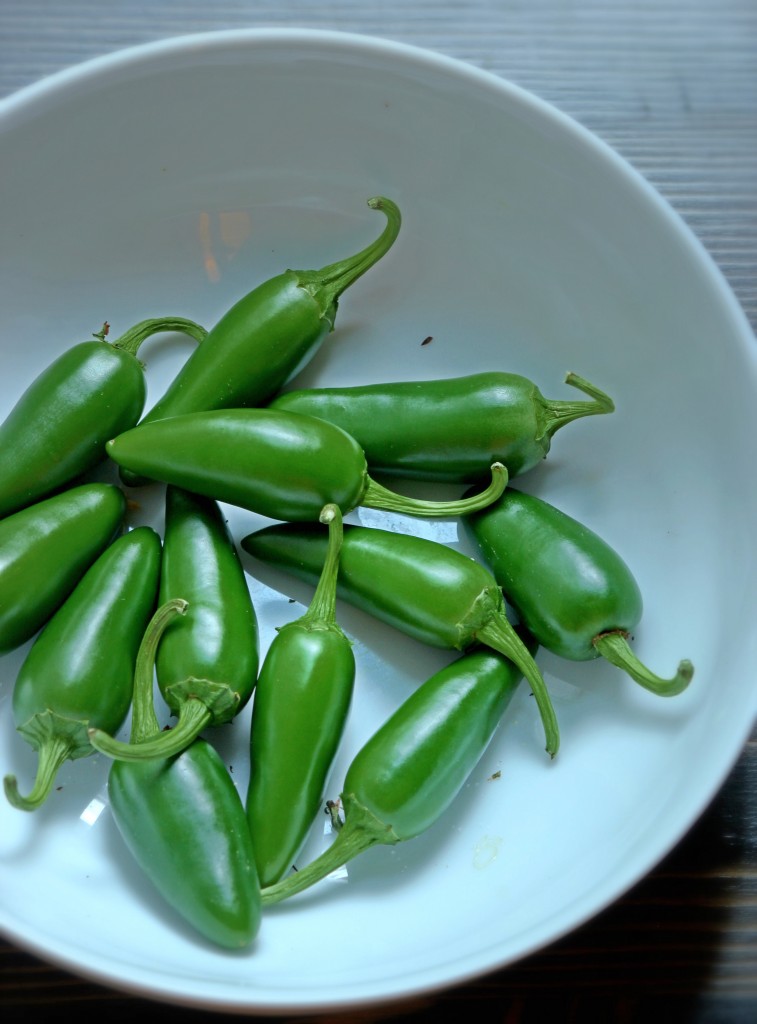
[246,504,355,888]
[0,318,206,519]
[269,370,614,483]
[106,601,261,949]
[122,197,400,488]
[242,521,559,757]
[106,408,507,522]
[89,486,259,761]
[3,526,161,811]
[464,488,693,695]
[259,647,529,905]
[0,482,126,654]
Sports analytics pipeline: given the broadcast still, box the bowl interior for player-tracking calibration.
[0,29,756,1013]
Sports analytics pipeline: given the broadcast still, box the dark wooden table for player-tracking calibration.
[1,3,756,1021]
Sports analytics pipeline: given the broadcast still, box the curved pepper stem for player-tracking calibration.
[102,317,209,361]
[298,503,345,628]
[592,631,694,696]
[476,613,560,758]
[89,694,210,762]
[130,599,189,742]
[3,733,74,812]
[261,795,400,906]
[541,372,615,439]
[88,598,189,759]
[296,197,402,318]
[362,462,508,518]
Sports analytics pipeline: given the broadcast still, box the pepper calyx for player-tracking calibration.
[293,197,401,319]
[14,707,95,761]
[455,585,507,648]
[162,676,243,726]
[260,791,401,907]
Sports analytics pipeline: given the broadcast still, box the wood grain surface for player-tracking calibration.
[1,3,756,1022]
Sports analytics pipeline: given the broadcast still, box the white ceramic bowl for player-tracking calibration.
[1,28,756,1014]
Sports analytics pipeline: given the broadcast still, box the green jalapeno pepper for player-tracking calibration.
[89,486,259,761]
[121,198,400,491]
[106,600,261,949]
[464,488,693,694]
[269,371,614,483]
[3,526,161,811]
[0,482,126,655]
[0,318,206,519]
[259,646,530,905]
[246,503,355,888]
[106,408,507,522]
[242,521,559,757]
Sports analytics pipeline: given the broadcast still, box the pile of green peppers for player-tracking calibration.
[0,196,694,947]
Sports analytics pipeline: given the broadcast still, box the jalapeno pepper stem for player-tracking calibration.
[132,599,189,742]
[296,197,401,317]
[362,462,508,518]
[592,631,694,696]
[106,318,209,359]
[260,794,400,906]
[476,615,560,757]
[298,503,344,627]
[89,694,211,761]
[96,598,190,751]
[3,733,74,811]
[539,372,615,438]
